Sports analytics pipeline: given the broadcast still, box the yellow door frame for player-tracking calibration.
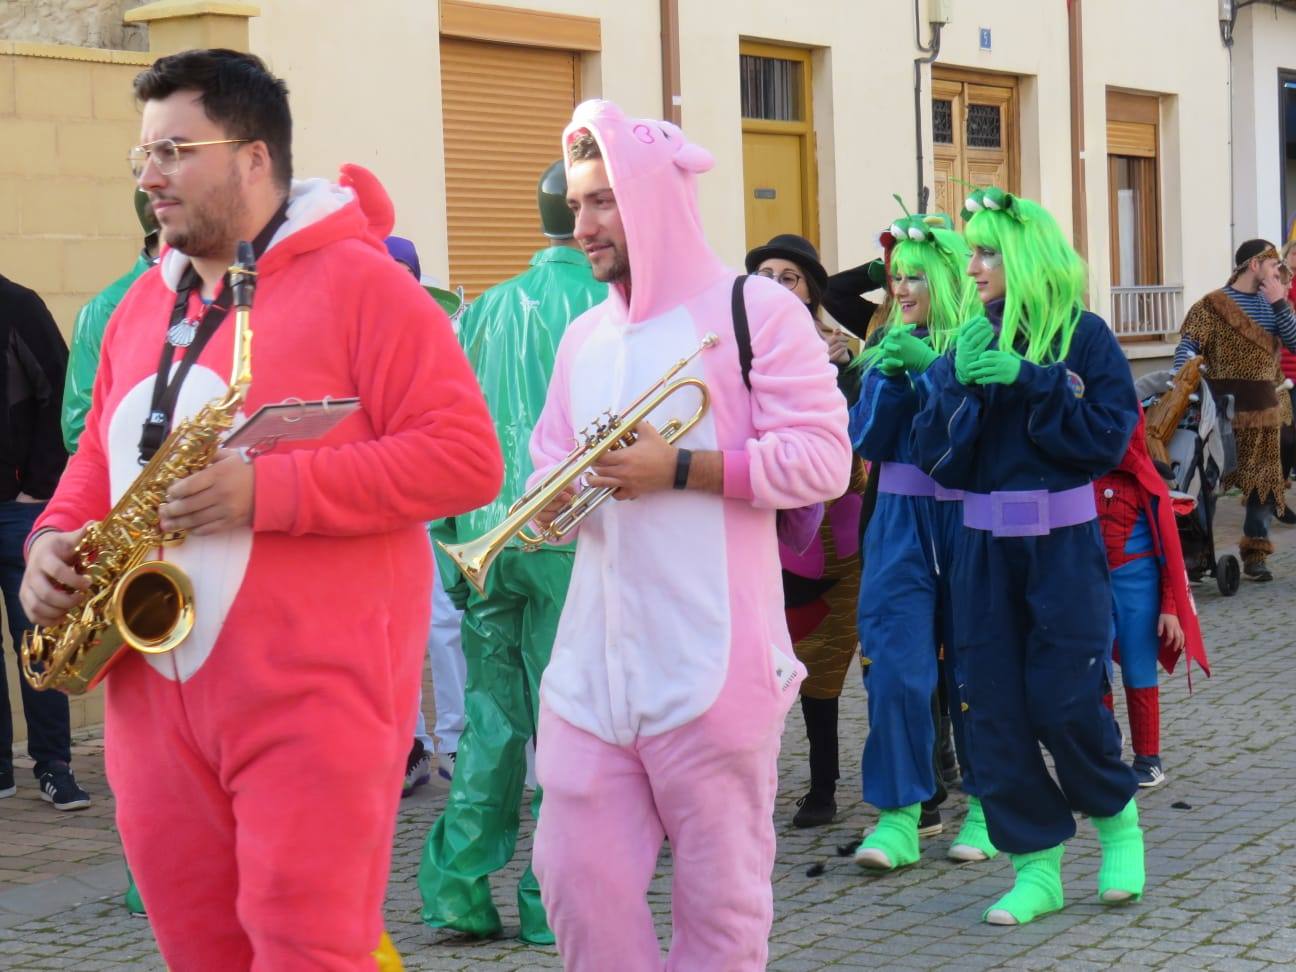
[740,40,819,249]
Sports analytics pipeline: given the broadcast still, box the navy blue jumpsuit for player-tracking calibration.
[909,303,1140,854]
[850,340,978,811]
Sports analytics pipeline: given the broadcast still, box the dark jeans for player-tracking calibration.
[1244,490,1273,541]
[0,500,71,776]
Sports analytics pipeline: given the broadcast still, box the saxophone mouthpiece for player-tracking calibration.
[230,240,257,308]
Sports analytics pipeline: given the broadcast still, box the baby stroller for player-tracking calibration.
[1135,368,1240,596]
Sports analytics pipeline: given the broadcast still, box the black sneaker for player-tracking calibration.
[918,805,943,838]
[1276,507,1296,525]
[1244,560,1274,582]
[0,764,14,799]
[792,790,837,828]
[38,761,90,811]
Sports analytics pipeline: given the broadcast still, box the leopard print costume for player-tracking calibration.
[1179,290,1288,549]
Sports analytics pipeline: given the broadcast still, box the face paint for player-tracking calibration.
[889,273,930,295]
[975,247,1003,270]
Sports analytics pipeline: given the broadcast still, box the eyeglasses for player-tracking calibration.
[128,138,250,178]
[755,268,803,290]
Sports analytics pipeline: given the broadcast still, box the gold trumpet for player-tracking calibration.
[439,333,718,596]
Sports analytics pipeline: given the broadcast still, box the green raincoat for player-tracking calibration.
[419,246,605,943]
[62,252,152,453]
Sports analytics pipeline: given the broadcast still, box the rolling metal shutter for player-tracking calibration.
[440,36,578,298]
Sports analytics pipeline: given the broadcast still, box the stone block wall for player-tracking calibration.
[0,0,150,52]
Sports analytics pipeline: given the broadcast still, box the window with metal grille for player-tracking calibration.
[740,54,803,121]
[966,104,1002,148]
[932,99,954,144]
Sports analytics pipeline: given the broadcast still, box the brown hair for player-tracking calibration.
[567,130,601,164]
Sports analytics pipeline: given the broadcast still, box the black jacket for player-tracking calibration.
[0,274,68,500]
[823,262,882,339]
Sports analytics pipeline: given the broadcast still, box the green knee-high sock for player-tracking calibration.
[983,845,1065,925]
[948,796,999,862]
[124,866,145,916]
[1092,797,1145,903]
[853,804,921,871]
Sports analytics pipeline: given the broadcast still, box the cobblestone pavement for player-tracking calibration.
[2,496,1294,970]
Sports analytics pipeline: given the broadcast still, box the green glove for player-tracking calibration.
[877,354,906,377]
[955,316,994,384]
[968,349,1023,385]
[881,325,939,374]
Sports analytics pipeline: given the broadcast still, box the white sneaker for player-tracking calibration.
[437,752,456,782]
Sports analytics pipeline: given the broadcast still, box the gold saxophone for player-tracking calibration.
[21,242,259,695]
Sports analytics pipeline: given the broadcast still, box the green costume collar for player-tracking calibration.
[530,245,591,268]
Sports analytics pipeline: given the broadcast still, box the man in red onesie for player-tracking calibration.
[20,49,501,970]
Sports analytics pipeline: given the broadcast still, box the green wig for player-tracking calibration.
[854,211,976,371]
[962,190,1088,364]
[886,228,978,354]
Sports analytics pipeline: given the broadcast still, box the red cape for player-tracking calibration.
[1112,408,1211,685]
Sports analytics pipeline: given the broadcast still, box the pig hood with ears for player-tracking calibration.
[563,99,727,323]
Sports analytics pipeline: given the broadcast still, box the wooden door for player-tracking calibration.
[742,130,805,252]
[930,70,1018,224]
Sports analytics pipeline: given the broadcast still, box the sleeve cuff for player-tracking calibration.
[722,448,754,501]
[24,526,58,560]
[250,454,297,533]
[1017,359,1055,399]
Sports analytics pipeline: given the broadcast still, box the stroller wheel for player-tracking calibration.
[1217,555,1241,596]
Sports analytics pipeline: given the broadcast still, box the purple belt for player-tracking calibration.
[961,484,1096,538]
[877,462,964,501]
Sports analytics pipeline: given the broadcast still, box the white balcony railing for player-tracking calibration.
[1110,285,1184,339]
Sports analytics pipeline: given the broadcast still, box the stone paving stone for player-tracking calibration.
[2,493,1295,968]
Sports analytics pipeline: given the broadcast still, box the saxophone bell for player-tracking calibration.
[19,240,260,695]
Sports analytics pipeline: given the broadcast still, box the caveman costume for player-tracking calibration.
[31,166,502,970]
[1095,406,1210,784]
[528,99,852,970]
[849,211,996,870]
[911,188,1145,925]
[1175,274,1294,568]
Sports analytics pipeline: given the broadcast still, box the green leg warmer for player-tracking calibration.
[853,804,921,871]
[1092,797,1145,904]
[124,865,145,916]
[983,845,1065,925]
[420,550,569,942]
[948,796,999,862]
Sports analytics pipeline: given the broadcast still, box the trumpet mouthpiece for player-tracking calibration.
[701,332,719,348]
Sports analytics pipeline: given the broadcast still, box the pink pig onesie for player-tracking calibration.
[529,100,852,971]
[30,166,502,970]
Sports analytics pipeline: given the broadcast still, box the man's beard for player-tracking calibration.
[591,244,630,285]
[161,165,247,260]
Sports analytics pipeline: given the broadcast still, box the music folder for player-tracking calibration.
[224,396,361,456]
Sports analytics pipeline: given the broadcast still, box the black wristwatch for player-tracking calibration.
[673,448,693,490]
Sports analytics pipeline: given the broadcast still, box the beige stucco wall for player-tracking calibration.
[931,1,1073,233]
[248,0,661,290]
[0,0,150,52]
[673,1,915,276]
[1081,0,1230,322]
[1231,3,1296,247]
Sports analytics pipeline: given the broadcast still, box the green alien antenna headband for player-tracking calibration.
[960,185,1027,225]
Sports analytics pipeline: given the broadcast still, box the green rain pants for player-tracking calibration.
[418,547,572,943]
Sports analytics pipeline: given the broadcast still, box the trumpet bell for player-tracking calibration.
[436,538,492,598]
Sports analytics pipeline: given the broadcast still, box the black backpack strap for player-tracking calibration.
[732,274,753,391]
